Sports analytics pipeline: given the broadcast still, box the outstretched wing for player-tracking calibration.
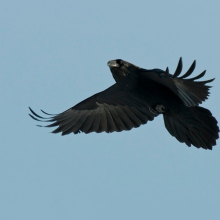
[29,84,156,135]
[140,58,214,107]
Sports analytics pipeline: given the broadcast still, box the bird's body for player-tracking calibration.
[130,74,182,111]
[29,58,219,150]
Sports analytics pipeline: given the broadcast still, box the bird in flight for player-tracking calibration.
[29,58,219,150]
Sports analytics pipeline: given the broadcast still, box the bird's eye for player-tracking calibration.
[116,59,123,67]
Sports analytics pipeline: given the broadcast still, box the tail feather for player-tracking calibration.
[163,106,219,150]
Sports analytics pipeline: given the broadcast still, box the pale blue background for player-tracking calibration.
[1,1,220,220]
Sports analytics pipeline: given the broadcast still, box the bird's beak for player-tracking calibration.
[107,60,119,68]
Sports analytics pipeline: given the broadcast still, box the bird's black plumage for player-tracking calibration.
[29,58,219,150]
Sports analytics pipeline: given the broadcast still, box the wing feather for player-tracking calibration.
[172,57,183,78]
[80,114,95,133]
[103,107,118,132]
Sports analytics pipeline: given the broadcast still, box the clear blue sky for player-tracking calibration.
[1,1,220,220]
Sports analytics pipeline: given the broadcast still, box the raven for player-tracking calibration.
[29,58,219,150]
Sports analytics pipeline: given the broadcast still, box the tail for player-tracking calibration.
[163,106,219,150]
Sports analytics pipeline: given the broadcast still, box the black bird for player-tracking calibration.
[29,58,219,150]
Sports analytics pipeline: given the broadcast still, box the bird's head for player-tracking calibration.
[107,59,140,90]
